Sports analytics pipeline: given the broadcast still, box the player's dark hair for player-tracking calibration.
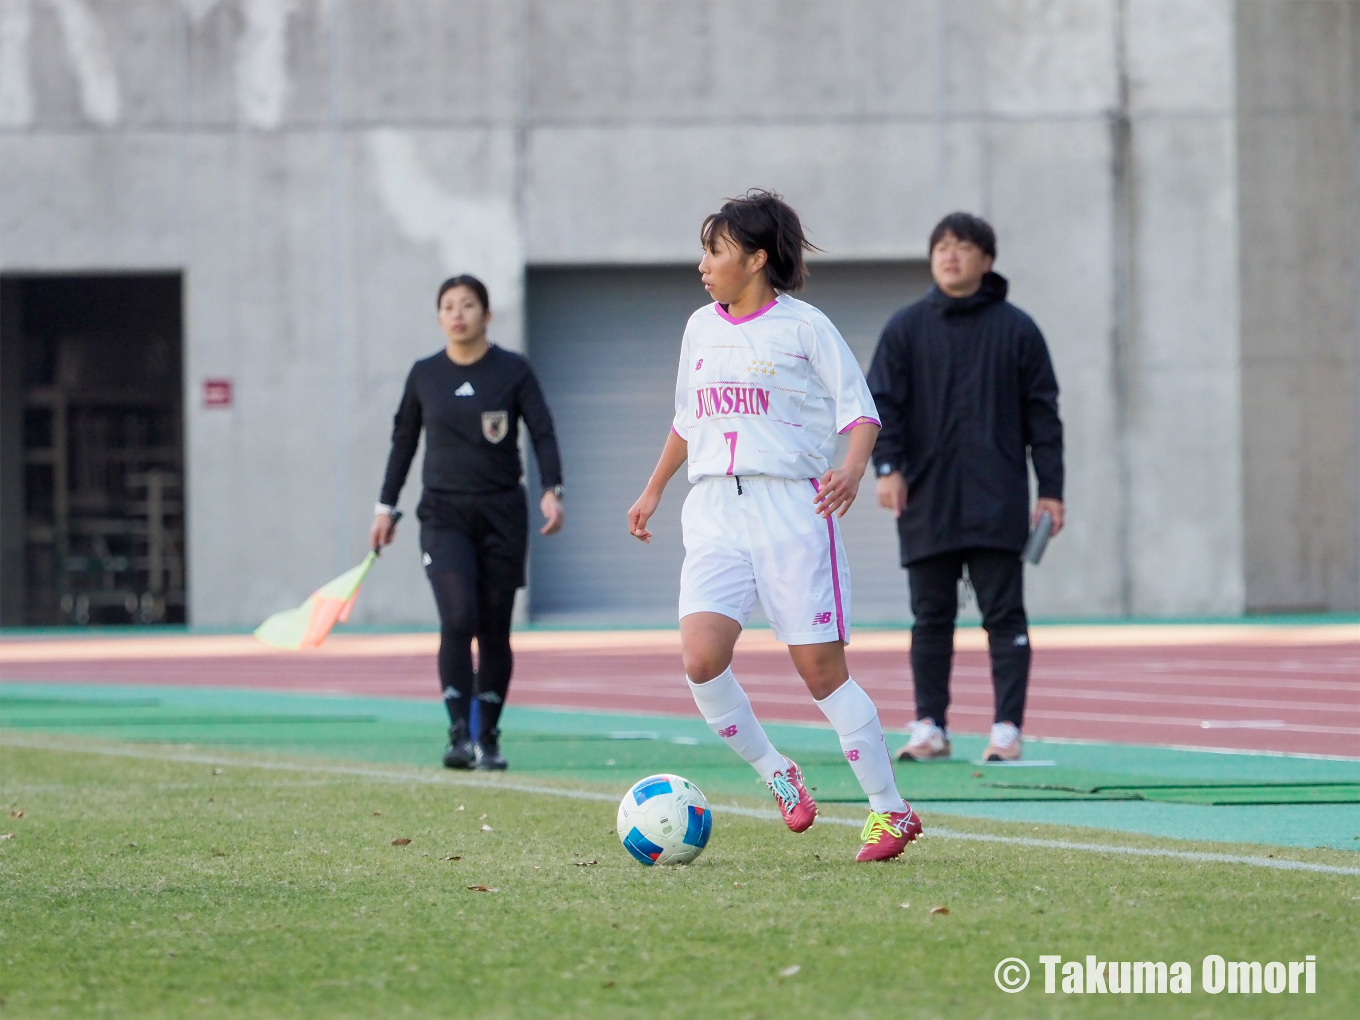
[700,189,819,293]
[929,212,997,259]
[437,274,490,311]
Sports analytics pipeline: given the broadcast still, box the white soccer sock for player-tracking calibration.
[688,667,788,782]
[816,679,907,814]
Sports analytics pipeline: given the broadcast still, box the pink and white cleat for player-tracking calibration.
[855,804,923,862]
[767,758,818,833]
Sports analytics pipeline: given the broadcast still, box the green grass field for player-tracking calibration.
[3,734,1358,1019]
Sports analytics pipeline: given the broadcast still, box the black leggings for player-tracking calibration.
[424,528,518,739]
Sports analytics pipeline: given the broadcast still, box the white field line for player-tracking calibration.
[511,687,1360,736]
[516,677,1360,716]
[3,734,1358,878]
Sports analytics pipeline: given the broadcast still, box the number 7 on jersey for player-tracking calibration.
[723,431,738,476]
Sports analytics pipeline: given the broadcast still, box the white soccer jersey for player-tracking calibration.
[671,295,879,483]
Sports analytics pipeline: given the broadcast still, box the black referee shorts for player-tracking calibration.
[417,487,529,591]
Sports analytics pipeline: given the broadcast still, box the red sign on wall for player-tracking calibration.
[203,378,234,408]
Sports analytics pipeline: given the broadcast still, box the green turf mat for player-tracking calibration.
[5,681,1360,850]
[976,767,1360,805]
[4,686,1360,806]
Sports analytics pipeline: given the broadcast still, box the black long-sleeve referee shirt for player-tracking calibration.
[867,272,1063,566]
[379,345,563,507]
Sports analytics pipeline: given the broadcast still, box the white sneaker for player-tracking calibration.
[983,722,1022,762]
[895,719,952,761]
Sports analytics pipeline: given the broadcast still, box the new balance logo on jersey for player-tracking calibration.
[694,359,703,371]
[812,611,833,626]
[455,381,475,396]
[694,386,771,419]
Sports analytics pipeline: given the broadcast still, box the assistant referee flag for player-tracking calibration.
[254,552,376,650]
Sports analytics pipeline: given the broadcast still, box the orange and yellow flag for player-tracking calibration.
[254,552,376,650]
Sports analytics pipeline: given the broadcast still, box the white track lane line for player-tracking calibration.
[2,734,1357,878]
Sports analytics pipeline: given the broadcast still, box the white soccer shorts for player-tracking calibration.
[678,474,851,645]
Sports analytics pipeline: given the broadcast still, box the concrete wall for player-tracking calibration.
[1122,0,1245,616]
[1238,0,1360,612]
[1,1,1352,625]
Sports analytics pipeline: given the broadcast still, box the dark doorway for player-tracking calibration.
[0,274,186,626]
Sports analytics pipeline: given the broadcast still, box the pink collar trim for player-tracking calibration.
[714,297,779,325]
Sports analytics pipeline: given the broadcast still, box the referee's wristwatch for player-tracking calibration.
[545,484,564,500]
[876,462,897,478]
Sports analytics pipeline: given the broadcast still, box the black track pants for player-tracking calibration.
[907,547,1030,730]
[422,527,518,740]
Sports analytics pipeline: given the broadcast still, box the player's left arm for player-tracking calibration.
[814,419,879,519]
[519,365,566,535]
[1019,322,1065,536]
[806,317,881,519]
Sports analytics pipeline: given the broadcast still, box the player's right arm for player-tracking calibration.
[371,366,422,549]
[629,327,695,543]
[628,431,688,543]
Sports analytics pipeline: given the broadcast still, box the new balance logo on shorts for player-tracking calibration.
[717,725,739,738]
[812,611,833,626]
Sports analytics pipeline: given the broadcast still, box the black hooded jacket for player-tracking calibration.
[867,272,1063,566]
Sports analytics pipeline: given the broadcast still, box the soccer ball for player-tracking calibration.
[616,773,712,866]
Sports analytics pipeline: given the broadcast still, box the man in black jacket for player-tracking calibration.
[867,212,1064,762]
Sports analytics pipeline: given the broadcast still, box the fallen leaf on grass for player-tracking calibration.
[372,811,381,816]
[574,860,598,867]
[479,813,488,820]
[10,810,24,819]
[732,882,742,888]
[929,906,949,915]
[212,768,223,776]
[457,805,465,812]
[439,855,462,862]
[465,885,499,893]
[127,842,137,848]
[780,965,800,977]
[972,772,982,778]
[602,980,616,988]
[391,838,412,846]
[899,902,911,909]
[480,824,493,832]
[0,833,13,841]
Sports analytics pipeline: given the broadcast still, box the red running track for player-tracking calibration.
[3,641,1359,758]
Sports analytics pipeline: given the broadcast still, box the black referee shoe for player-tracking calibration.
[442,720,475,770]
[474,729,508,771]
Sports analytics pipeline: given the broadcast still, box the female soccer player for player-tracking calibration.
[372,275,564,771]
[627,191,921,862]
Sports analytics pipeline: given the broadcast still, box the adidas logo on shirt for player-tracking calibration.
[454,382,475,397]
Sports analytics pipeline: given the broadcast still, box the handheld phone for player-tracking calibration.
[1022,511,1053,565]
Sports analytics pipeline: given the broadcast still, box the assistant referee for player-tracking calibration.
[371,275,564,771]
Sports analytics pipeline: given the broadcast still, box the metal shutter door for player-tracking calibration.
[525,267,700,622]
